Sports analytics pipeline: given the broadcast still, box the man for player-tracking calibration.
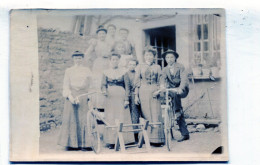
[160,49,190,142]
[118,28,136,58]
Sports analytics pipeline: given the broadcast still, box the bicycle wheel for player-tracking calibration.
[87,110,101,153]
[166,107,174,151]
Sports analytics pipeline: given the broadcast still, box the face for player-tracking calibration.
[115,43,126,54]
[165,53,176,65]
[144,51,155,64]
[110,55,120,68]
[128,60,137,71]
[119,30,129,41]
[97,31,107,41]
[107,26,116,36]
[73,56,84,65]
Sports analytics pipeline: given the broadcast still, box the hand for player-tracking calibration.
[102,91,108,96]
[135,96,140,105]
[68,95,75,104]
[170,88,179,93]
[160,87,166,93]
[152,90,160,98]
[176,88,183,95]
[74,97,80,105]
[124,101,129,109]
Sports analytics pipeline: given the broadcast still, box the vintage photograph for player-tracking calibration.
[10,9,228,161]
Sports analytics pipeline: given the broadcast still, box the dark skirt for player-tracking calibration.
[58,95,91,148]
[139,84,165,144]
[129,92,141,129]
[103,86,135,145]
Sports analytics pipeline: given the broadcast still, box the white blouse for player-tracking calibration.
[62,66,92,98]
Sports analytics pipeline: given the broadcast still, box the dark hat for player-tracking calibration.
[161,49,179,59]
[110,52,121,59]
[96,25,107,34]
[107,24,116,29]
[72,51,84,57]
[144,45,157,56]
[119,28,129,33]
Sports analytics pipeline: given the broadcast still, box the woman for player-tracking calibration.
[134,46,165,146]
[101,53,135,149]
[58,51,93,151]
[105,24,117,49]
[85,25,112,110]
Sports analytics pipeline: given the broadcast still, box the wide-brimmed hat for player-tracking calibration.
[72,51,84,57]
[161,49,179,59]
[110,52,121,59]
[96,25,107,34]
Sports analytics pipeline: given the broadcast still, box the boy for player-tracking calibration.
[125,58,140,142]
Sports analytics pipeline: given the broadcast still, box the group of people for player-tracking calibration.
[58,25,190,151]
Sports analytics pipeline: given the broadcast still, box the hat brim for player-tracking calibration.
[96,29,107,34]
[72,53,84,57]
[162,51,179,59]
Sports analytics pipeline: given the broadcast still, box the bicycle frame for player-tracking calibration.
[159,88,179,151]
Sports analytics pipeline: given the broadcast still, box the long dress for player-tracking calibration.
[101,68,135,145]
[58,66,92,148]
[87,39,112,109]
[134,63,165,144]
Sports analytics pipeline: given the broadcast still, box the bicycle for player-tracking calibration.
[154,88,180,151]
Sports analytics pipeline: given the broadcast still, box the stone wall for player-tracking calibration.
[38,28,93,132]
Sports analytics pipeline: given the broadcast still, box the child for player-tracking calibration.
[125,58,141,142]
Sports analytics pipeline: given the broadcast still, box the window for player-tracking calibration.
[190,14,221,77]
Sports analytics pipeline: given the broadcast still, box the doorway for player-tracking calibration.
[144,25,176,67]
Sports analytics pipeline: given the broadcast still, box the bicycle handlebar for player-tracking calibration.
[155,88,179,94]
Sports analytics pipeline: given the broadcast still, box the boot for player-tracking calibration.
[177,135,190,142]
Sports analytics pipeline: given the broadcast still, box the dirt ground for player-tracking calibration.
[39,126,222,156]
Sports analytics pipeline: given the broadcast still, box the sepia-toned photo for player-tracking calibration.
[10,9,228,161]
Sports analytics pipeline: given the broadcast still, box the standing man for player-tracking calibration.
[118,28,136,58]
[160,49,190,142]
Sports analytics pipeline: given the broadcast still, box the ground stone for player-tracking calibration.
[196,124,206,132]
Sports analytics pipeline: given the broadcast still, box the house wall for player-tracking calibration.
[38,15,191,69]
[140,15,190,69]
[105,15,191,69]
